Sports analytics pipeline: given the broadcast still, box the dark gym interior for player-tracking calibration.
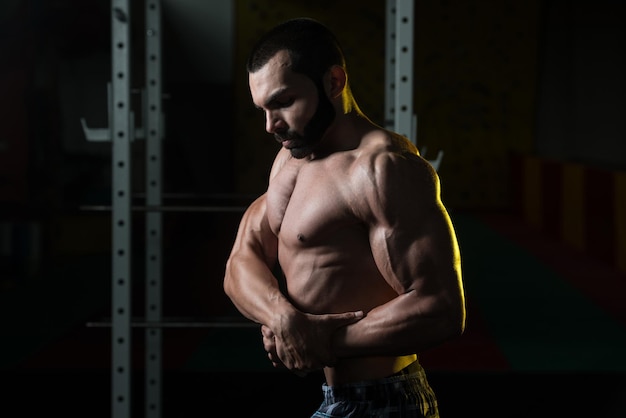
[1,0,625,417]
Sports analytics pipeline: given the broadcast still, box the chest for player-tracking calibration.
[266,159,357,245]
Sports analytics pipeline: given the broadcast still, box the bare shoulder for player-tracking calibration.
[342,130,441,224]
[356,130,438,191]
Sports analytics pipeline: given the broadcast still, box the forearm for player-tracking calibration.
[224,255,295,326]
[223,193,298,326]
[331,289,464,358]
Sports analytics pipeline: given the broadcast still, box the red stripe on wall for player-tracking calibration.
[584,168,615,266]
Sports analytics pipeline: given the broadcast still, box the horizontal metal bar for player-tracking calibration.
[86,320,258,329]
[132,192,259,200]
[80,205,247,213]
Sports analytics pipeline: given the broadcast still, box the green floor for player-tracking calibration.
[456,213,626,372]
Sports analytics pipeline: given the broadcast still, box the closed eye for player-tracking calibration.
[263,88,295,110]
[272,97,294,109]
[254,97,294,113]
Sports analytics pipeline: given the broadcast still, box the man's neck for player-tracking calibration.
[310,112,372,160]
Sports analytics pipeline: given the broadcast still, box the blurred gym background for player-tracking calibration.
[1,0,625,416]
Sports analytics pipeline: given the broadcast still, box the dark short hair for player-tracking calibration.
[246,17,346,84]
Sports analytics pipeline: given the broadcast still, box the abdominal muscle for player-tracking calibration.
[279,240,418,386]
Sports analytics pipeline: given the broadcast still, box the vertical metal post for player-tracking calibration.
[385,0,396,132]
[385,0,443,169]
[110,1,132,417]
[144,1,163,417]
[394,0,415,142]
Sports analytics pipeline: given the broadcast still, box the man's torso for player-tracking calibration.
[265,135,420,384]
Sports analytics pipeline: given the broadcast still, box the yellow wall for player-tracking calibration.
[561,162,585,252]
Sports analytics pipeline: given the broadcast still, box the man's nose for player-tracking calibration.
[265,116,275,134]
[265,112,284,134]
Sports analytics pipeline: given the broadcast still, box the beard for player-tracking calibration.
[274,87,335,159]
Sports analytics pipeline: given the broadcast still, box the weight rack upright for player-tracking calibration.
[81,1,165,417]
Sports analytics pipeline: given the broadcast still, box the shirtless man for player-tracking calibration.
[223,18,465,417]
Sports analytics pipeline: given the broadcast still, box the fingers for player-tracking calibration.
[261,324,274,338]
[267,350,281,367]
[327,310,364,327]
[261,325,284,369]
[261,325,275,348]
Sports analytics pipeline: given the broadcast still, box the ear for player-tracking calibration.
[328,65,347,98]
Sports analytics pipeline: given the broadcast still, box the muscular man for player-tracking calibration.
[224,18,465,417]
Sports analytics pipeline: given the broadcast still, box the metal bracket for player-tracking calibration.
[80,82,166,142]
[420,146,444,171]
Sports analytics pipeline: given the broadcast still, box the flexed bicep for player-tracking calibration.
[362,150,464,322]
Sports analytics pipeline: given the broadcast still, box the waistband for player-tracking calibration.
[389,359,423,378]
[321,361,433,403]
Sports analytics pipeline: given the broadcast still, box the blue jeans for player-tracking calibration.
[311,361,439,418]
